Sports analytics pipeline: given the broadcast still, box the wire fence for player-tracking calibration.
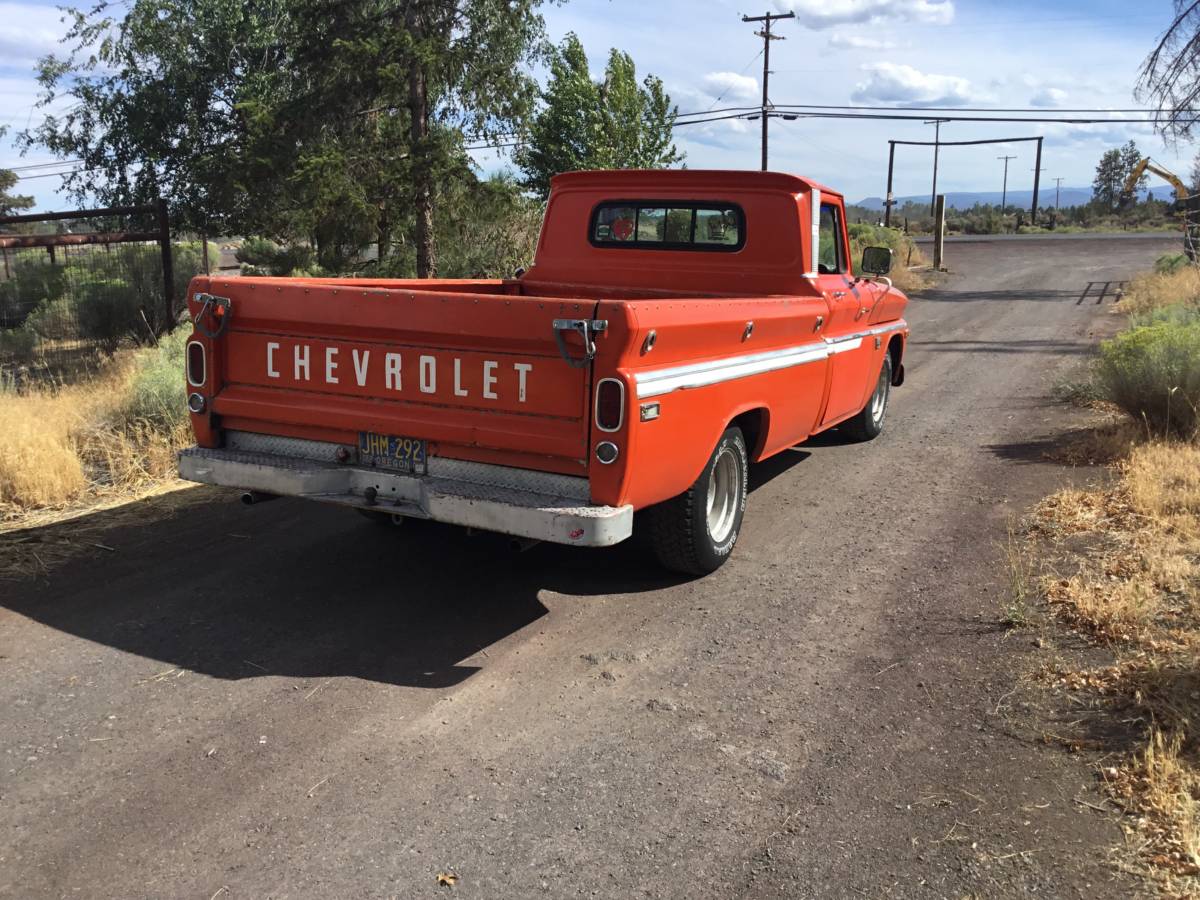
[0,203,209,382]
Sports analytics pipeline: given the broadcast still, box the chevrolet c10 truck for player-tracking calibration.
[179,170,910,574]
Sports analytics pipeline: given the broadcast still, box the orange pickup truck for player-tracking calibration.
[179,170,909,574]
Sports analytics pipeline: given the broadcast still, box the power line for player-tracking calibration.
[705,48,763,112]
[4,159,85,172]
[13,169,82,181]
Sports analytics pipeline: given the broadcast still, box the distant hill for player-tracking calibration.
[851,187,1160,212]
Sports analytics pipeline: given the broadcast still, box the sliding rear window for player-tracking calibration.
[590,201,745,252]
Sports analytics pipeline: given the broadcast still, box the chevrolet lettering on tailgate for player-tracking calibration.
[179,169,910,575]
[263,340,533,403]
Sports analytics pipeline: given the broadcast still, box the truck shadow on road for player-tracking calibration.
[0,448,815,690]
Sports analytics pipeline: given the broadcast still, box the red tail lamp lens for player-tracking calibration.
[595,378,624,432]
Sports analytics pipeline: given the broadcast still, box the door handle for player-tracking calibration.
[831,291,846,299]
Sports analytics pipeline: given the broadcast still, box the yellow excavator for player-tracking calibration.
[1118,157,1191,209]
[1119,157,1200,259]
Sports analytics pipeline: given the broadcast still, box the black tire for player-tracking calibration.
[643,427,748,576]
[842,352,893,442]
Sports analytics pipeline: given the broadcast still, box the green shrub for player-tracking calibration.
[23,295,79,342]
[0,257,68,328]
[0,324,40,360]
[847,223,919,271]
[1097,320,1200,437]
[1132,302,1200,329]
[121,327,189,429]
[1154,252,1190,275]
[235,238,320,276]
[74,276,145,351]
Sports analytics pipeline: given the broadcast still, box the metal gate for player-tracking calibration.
[0,201,177,376]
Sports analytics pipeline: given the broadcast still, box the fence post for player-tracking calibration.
[933,194,946,271]
[156,198,174,329]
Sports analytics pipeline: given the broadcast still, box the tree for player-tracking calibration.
[346,0,548,276]
[0,128,34,217]
[1093,141,1146,210]
[23,0,548,276]
[1137,1,1200,140]
[24,0,297,236]
[517,33,684,199]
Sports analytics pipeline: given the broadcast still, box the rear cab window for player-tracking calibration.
[591,201,744,251]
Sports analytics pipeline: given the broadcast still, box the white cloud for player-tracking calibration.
[828,33,897,50]
[0,2,68,68]
[700,71,759,102]
[851,62,974,105]
[1029,86,1068,107]
[774,0,953,30]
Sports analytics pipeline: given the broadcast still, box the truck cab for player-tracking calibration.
[179,170,909,574]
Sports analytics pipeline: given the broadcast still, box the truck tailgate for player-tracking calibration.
[194,278,597,473]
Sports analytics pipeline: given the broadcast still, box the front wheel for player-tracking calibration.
[643,427,748,575]
[842,352,893,442]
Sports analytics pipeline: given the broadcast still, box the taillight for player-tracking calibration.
[186,340,207,387]
[595,378,624,432]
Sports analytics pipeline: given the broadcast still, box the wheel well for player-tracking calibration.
[730,408,769,461]
[887,335,905,386]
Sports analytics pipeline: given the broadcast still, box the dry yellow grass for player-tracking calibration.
[0,388,89,507]
[1029,438,1200,892]
[0,354,191,519]
[1126,443,1200,520]
[1117,266,1200,317]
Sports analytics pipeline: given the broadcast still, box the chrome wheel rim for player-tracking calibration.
[706,446,741,544]
[870,364,890,426]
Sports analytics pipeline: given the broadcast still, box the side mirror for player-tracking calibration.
[861,246,893,276]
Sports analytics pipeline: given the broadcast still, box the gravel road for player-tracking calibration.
[0,235,1176,899]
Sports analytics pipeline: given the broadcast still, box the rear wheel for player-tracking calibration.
[842,353,892,442]
[643,427,748,575]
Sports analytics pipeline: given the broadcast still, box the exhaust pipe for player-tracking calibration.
[240,491,277,506]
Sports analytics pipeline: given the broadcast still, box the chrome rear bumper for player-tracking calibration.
[178,439,632,548]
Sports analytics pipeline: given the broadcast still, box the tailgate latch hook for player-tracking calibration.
[193,292,232,338]
[552,318,608,368]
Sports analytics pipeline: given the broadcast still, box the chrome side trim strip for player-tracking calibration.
[636,343,829,398]
[633,320,905,400]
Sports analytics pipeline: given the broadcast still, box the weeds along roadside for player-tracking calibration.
[0,328,194,522]
[1013,255,1200,894]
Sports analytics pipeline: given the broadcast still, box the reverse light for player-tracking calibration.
[186,340,207,387]
[595,441,619,465]
[594,378,624,432]
[187,392,206,414]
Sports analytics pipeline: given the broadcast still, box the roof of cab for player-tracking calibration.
[550,169,840,197]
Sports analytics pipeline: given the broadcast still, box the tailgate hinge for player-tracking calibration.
[552,318,608,368]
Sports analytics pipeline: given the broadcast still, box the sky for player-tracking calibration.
[1,0,1194,211]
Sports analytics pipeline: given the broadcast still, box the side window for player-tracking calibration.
[818,203,845,274]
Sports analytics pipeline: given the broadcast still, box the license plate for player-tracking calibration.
[358,432,427,474]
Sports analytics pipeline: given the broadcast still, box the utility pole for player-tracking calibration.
[925,119,950,215]
[742,10,794,171]
[1053,177,1064,210]
[997,155,1017,211]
